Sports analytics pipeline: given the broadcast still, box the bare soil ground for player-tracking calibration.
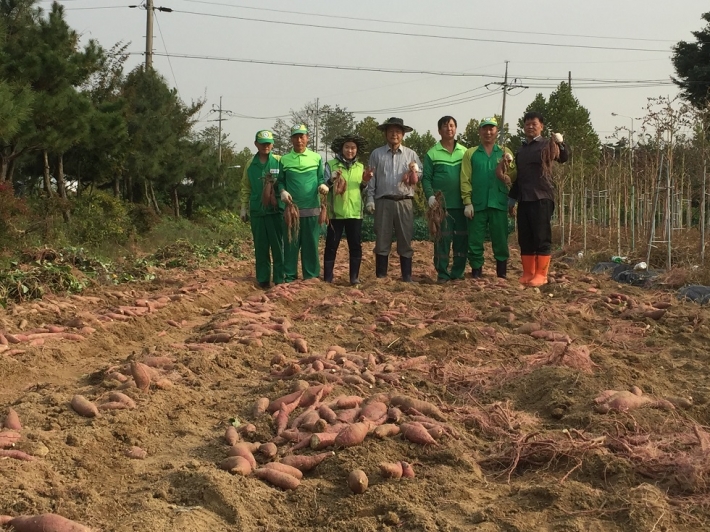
[2,240,710,531]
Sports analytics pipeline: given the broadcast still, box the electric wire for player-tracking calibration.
[154,10,180,96]
[175,0,675,44]
[168,8,671,53]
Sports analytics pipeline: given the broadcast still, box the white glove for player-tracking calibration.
[464,204,474,219]
[318,184,329,195]
[240,206,248,222]
[428,196,437,208]
[504,153,513,163]
[365,202,375,214]
[280,190,292,203]
[554,133,564,143]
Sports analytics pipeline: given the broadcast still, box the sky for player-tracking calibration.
[45,0,708,155]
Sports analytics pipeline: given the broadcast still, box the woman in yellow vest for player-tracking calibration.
[323,134,371,284]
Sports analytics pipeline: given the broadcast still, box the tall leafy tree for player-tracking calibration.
[672,11,710,108]
[354,116,383,164]
[320,104,355,151]
[403,130,436,160]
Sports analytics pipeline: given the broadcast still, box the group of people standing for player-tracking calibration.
[240,113,568,289]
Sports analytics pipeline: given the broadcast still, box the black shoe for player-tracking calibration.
[496,260,507,279]
[349,257,361,285]
[471,267,482,279]
[375,254,388,278]
[400,256,413,282]
[258,281,270,289]
[323,260,335,283]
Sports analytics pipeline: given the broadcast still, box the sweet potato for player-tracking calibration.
[359,401,388,422]
[379,462,403,479]
[227,444,257,469]
[336,408,361,424]
[390,396,445,421]
[125,446,147,459]
[253,397,270,417]
[400,461,415,478]
[293,338,308,353]
[267,390,305,413]
[130,361,151,392]
[317,404,338,424]
[3,408,21,430]
[400,423,439,445]
[199,333,233,343]
[264,462,303,480]
[280,451,334,472]
[328,395,363,410]
[6,514,92,532]
[0,449,35,461]
[254,468,300,490]
[70,395,99,418]
[0,516,11,526]
[310,432,337,450]
[225,426,240,446]
[335,422,370,448]
[108,392,136,409]
[387,407,403,423]
[258,442,278,459]
[220,456,252,476]
[373,424,400,439]
[348,469,368,494]
[299,384,333,408]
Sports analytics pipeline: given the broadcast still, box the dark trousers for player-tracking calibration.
[324,218,362,262]
[517,199,554,255]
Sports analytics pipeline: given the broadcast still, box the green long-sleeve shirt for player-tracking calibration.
[422,141,468,209]
[277,148,324,212]
[460,144,516,211]
[240,153,281,216]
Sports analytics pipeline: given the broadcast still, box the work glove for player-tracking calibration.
[365,201,375,214]
[504,152,513,163]
[464,204,474,219]
[318,184,329,195]
[240,206,248,222]
[280,190,292,203]
[553,133,564,144]
[428,196,437,208]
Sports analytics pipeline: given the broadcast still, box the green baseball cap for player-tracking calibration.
[290,124,309,136]
[255,130,274,144]
[479,117,498,128]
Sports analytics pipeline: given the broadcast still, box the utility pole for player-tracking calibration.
[568,71,572,89]
[208,97,233,164]
[129,1,172,69]
[145,0,153,69]
[315,97,320,154]
[490,62,526,146]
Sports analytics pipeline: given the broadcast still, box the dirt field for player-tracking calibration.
[1,240,710,531]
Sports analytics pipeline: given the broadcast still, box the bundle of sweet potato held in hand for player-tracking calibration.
[261,175,277,208]
[284,199,300,242]
[332,169,347,196]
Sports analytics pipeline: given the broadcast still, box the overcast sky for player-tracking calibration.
[47,0,708,154]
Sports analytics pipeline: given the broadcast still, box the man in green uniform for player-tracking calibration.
[460,117,516,279]
[240,129,283,288]
[277,124,326,282]
[423,116,468,282]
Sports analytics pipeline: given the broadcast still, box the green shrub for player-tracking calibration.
[129,203,161,235]
[70,190,131,247]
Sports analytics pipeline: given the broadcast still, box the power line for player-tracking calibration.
[169,8,671,53]
[176,0,675,44]
[154,10,180,96]
[144,52,674,85]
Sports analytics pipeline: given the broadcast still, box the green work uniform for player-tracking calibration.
[423,141,468,280]
[241,153,284,286]
[277,148,324,282]
[460,144,517,269]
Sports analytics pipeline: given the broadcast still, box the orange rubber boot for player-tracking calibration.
[519,255,536,285]
[528,255,551,287]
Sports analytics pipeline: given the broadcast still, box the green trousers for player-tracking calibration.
[284,216,321,282]
[250,213,284,285]
[433,208,468,280]
[467,207,509,269]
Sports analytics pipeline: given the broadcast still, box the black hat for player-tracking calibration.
[376,117,413,133]
[330,133,367,155]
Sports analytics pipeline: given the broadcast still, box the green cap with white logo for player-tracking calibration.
[479,117,498,128]
[290,124,309,136]
[255,130,274,144]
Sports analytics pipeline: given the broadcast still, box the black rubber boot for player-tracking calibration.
[471,267,483,279]
[400,256,413,282]
[496,260,507,279]
[258,281,270,289]
[349,257,361,285]
[375,254,388,278]
[323,260,335,283]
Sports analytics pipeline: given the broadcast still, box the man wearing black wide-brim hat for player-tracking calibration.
[365,117,422,282]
